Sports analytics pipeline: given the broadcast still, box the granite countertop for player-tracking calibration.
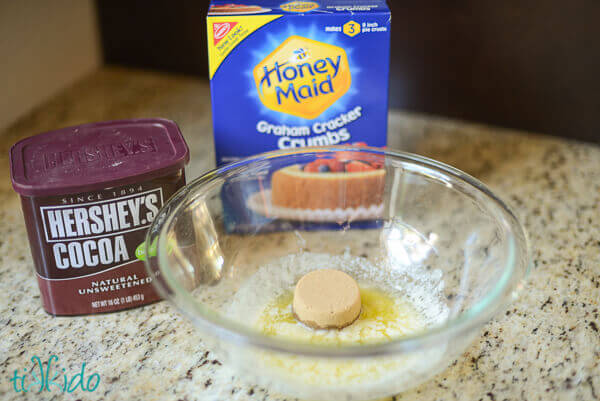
[0,67,599,400]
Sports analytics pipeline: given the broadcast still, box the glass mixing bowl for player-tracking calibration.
[145,147,530,400]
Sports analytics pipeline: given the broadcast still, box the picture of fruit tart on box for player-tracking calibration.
[247,144,385,222]
[208,4,269,14]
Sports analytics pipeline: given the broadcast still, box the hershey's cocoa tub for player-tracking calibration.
[9,118,189,315]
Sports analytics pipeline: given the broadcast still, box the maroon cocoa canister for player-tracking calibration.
[9,118,189,315]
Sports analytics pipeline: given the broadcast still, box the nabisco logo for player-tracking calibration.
[213,22,237,45]
[253,36,351,119]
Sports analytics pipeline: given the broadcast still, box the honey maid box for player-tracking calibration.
[207,0,391,232]
[208,0,391,164]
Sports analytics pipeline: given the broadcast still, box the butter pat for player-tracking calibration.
[293,269,361,329]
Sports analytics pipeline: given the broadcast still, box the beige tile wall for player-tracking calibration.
[0,0,101,131]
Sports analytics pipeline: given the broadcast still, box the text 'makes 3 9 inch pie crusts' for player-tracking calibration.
[207,1,390,233]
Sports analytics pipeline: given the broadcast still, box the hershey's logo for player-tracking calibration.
[31,136,158,174]
[40,189,163,270]
[43,192,160,240]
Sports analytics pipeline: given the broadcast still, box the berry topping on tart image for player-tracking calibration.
[271,145,385,211]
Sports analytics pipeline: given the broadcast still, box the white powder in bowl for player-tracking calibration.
[222,251,450,389]
[188,250,453,397]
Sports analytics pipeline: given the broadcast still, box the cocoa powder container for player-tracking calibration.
[9,118,189,315]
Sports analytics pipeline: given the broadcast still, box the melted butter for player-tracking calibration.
[258,287,426,346]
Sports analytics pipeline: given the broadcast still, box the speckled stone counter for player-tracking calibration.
[0,68,598,400]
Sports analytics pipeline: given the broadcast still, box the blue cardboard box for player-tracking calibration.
[207,0,391,165]
[207,1,390,233]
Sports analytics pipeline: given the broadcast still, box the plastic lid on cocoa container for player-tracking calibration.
[9,118,190,197]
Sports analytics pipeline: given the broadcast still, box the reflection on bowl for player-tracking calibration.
[145,146,530,400]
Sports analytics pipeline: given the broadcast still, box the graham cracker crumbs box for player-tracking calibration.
[207,0,391,165]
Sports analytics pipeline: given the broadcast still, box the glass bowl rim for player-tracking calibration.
[146,146,531,358]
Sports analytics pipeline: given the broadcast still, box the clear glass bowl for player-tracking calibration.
[145,147,530,400]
